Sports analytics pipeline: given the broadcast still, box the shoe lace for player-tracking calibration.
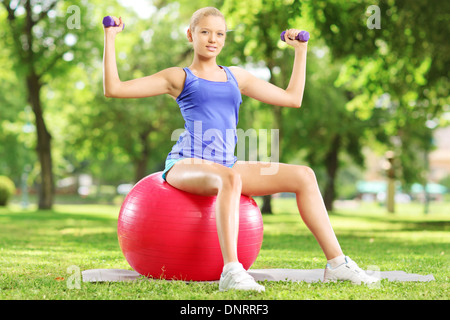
[345,258,378,281]
[345,258,364,274]
[229,269,255,284]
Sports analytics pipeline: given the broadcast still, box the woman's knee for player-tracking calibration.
[219,168,242,192]
[300,165,317,180]
[292,165,318,192]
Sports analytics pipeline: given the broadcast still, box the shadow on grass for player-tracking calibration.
[329,211,450,232]
[0,207,120,254]
[1,207,118,222]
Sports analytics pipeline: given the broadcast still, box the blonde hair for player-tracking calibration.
[189,7,227,32]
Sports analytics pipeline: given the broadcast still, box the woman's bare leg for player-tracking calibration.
[165,158,242,265]
[232,161,343,260]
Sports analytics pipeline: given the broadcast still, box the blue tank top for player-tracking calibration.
[166,66,242,166]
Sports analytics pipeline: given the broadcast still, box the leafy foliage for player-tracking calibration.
[0,175,15,206]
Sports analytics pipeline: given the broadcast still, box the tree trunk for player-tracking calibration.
[27,73,54,209]
[323,135,341,211]
[261,195,273,214]
[3,1,65,210]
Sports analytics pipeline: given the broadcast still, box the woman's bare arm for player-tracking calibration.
[231,29,307,108]
[103,16,184,99]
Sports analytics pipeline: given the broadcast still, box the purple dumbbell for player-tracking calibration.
[280,30,309,42]
[103,16,124,30]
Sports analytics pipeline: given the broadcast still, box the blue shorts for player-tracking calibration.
[162,158,237,181]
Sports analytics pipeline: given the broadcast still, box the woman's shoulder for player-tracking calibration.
[227,66,244,74]
[160,66,186,78]
[159,67,187,90]
[227,66,253,88]
[227,66,252,78]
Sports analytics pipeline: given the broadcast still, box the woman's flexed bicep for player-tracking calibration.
[230,66,303,109]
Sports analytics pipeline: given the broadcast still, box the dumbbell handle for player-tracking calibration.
[103,16,125,30]
[280,30,309,42]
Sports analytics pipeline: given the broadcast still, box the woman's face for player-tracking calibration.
[189,15,226,58]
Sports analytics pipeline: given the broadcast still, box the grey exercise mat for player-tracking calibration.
[82,268,435,283]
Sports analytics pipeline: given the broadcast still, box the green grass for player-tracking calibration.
[0,198,448,300]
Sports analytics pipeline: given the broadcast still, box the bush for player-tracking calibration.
[0,176,16,206]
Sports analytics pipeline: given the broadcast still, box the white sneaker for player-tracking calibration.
[323,256,380,285]
[219,262,265,292]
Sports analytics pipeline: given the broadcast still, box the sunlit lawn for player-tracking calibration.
[0,197,448,300]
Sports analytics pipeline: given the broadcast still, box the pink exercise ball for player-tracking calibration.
[118,171,264,281]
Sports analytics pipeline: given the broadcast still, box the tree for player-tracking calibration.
[0,37,35,184]
[309,0,449,207]
[0,0,101,208]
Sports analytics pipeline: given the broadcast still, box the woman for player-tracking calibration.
[103,7,379,292]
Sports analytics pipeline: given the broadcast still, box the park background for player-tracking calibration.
[0,0,448,300]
